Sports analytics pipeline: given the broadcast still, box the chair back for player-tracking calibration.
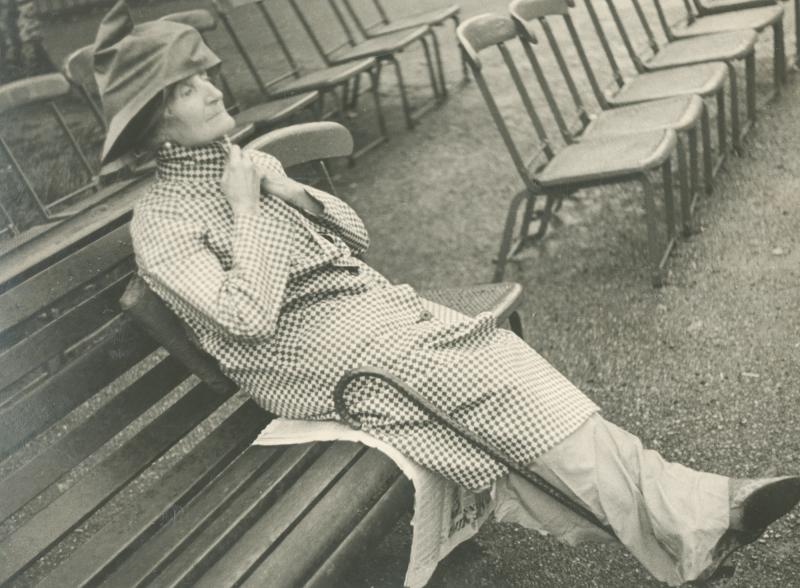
[287,0,361,65]
[456,13,556,191]
[340,0,390,35]
[0,73,99,232]
[509,0,595,139]
[245,121,353,194]
[579,0,632,85]
[511,0,613,115]
[211,0,307,99]
[602,0,660,68]
[649,0,696,38]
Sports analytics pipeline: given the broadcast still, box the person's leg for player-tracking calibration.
[495,413,729,586]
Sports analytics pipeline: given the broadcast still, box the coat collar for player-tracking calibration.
[156,140,229,182]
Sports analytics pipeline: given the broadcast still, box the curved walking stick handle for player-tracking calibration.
[332,366,618,541]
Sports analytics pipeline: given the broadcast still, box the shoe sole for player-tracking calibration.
[742,476,800,531]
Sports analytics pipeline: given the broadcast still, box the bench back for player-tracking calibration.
[0,199,254,585]
[0,123,419,586]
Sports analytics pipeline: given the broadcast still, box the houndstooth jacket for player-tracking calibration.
[130,140,599,491]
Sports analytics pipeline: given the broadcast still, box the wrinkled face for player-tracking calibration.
[161,72,236,146]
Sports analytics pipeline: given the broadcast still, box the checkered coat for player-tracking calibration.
[131,141,599,491]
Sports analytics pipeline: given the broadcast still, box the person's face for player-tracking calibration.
[161,72,236,146]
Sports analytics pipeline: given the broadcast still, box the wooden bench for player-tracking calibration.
[0,122,524,586]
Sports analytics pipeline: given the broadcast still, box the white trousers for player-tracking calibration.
[494,414,729,586]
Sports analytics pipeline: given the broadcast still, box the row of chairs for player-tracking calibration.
[458,0,790,286]
[0,1,463,246]
[1,0,796,285]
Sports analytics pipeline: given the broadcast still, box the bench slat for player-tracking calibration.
[0,178,148,292]
[151,443,358,588]
[0,317,154,460]
[0,356,189,523]
[96,444,283,588]
[0,272,132,386]
[0,381,227,585]
[36,401,271,588]
[305,476,414,588]
[192,442,367,588]
[0,222,132,333]
[240,449,401,588]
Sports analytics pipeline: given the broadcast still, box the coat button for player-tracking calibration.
[420,310,433,321]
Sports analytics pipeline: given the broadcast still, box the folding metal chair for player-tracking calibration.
[603,0,758,152]
[649,0,786,95]
[339,0,463,91]
[158,9,320,136]
[288,0,444,129]
[691,0,797,67]
[458,14,682,287]
[509,0,710,236]
[211,0,387,162]
[579,0,728,175]
[0,73,99,233]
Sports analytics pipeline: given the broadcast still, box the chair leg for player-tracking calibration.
[452,14,469,83]
[726,62,742,153]
[639,173,669,288]
[716,86,727,159]
[773,20,786,90]
[494,189,531,282]
[341,80,351,112]
[518,190,537,243]
[350,65,390,163]
[796,0,800,68]
[701,103,713,194]
[354,72,365,111]
[661,156,677,244]
[676,136,692,237]
[429,28,448,99]
[419,35,441,102]
[689,125,699,203]
[745,53,757,127]
[370,65,388,139]
[388,55,415,130]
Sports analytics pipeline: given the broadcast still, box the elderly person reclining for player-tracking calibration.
[93,2,800,585]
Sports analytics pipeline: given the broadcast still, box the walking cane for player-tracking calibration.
[333,367,619,541]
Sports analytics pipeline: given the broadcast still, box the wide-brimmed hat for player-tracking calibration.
[94,0,220,166]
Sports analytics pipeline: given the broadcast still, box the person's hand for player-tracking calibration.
[261,173,323,215]
[260,174,307,207]
[221,145,260,218]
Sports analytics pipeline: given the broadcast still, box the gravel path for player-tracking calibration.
[334,11,800,588]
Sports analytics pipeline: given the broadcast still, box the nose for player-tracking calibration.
[201,76,224,103]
